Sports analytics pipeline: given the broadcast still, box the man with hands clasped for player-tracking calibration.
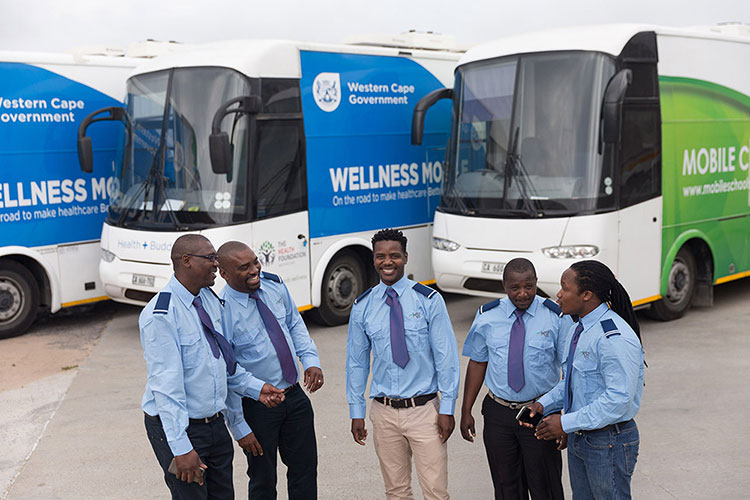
[218,241,323,500]
[461,258,569,500]
[140,234,285,500]
[346,229,460,500]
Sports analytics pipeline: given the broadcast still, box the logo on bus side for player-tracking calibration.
[313,72,341,112]
[258,240,276,266]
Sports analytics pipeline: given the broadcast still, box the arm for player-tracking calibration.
[346,311,371,421]
[460,360,488,442]
[560,337,642,433]
[428,294,460,416]
[281,284,323,392]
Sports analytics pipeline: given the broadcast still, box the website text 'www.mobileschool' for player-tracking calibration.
[682,177,749,197]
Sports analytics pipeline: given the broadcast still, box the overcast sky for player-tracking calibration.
[1,0,748,53]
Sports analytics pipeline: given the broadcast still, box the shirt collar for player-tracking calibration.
[169,274,199,309]
[223,283,251,308]
[502,295,539,319]
[579,302,610,329]
[377,274,409,298]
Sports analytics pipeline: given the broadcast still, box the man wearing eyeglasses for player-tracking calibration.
[140,234,285,499]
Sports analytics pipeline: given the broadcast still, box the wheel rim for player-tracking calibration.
[325,265,359,310]
[0,277,24,322]
[665,258,691,304]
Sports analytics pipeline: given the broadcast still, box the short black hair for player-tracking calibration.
[503,257,536,282]
[372,228,407,253]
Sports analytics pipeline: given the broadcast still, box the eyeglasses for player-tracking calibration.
[186,253,218,263]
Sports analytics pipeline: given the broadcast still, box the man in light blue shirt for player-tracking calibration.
[461,258,569,499]
[218,240,323,500]
[347,229,460,500]
[140,234,284,499]
[529,260,645,499]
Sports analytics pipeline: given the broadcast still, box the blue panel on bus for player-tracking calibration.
[299,51,452,238]
[0,63,122,247]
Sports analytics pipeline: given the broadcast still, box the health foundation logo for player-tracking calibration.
[258,240,276,266]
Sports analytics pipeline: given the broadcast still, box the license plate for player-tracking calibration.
[132,274,155,287]
[482,262,505,274]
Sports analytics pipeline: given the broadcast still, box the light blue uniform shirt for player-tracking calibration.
[346,276,460,419]
[140,275,265,456]
[221,274,321,438]
[463,296,572,406]
[538,302,645,433]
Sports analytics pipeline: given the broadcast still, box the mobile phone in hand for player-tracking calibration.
[516,405,543,427]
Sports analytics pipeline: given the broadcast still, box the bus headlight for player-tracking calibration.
[433,237,460,252]
[542,245,599,259]
[100,248,117,263]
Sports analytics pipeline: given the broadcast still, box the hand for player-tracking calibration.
[437,414,455,443]
[238,432,263,456]
[556,433,568,451]
[173,450,207,485]
[259,383,285,408]
[519,402,544,428]
[351,418,368,446]
[460,411,476,442]
[304,367,324,393]
[535,413,565,441]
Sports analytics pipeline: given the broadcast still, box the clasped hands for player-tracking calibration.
[517,402,568,450]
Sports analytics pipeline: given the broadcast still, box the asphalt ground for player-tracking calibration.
[2,278,750,499]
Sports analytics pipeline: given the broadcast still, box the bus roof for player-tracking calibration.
[131,39,464,79]
[459,23,750,66]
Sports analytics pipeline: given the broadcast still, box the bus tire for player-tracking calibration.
[647,247,696,321]
[0,260,40,339]
[309,251,366,326]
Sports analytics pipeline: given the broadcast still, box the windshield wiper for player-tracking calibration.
[504,127,541,218]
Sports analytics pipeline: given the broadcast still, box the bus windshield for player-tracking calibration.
[443,51,617,217]
[108,67,253,229]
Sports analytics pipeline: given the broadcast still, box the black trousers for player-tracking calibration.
[242,384,317,500]
[482,395,564,500]
[145,413,235,500]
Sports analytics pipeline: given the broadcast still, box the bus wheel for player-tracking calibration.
[0,260,40,338]
[647,248,696,321]
[309,252,366,326]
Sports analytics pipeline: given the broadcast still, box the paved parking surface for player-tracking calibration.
[2,279,750,499]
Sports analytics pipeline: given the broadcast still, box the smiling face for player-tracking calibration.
[187,239,218,289]
[219,246,262,293]
[504,270,537,311]
[373,240,407,286]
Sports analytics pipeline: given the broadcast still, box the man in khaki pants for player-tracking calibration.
[346,229,460,499]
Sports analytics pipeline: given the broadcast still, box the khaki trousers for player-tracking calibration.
[370,397,449,500]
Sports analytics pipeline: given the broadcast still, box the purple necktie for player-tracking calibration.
[249,290,297,385]
[564,322,585,413]
[192,296,238,375]
[385,287,409,368]
[508,309,526,392]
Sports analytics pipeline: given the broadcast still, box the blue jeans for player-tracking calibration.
[567,420,639,500]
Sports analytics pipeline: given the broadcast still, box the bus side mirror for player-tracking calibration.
[600,69,632,149]
[209,96,260,175]
[412,88,453,145]
[77,106,131,173]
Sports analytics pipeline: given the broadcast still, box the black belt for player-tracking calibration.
[145,412,223,425]
[575,419,633,435]
[374,393,437,409]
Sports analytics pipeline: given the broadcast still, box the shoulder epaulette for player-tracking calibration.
[479,298,500,314]
[601,318,621,338]
[261,271,282,283]
[154,292,171,315]
[412,282,437,299]
[543,298,562,317]
[354,287,373,305]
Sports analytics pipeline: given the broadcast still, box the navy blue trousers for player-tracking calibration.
[145,413,235,500]
[241,384,317,499]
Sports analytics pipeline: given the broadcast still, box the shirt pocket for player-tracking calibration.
[527,334,555,368]
[572,355,599,398]
[178,331,203,369]
[403,317,429,352]
[232,327,269,358]
[486,334,509,377]
[368,326,390,357]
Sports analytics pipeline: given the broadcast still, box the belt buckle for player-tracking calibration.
[508,401,524,410]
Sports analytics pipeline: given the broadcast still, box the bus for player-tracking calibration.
[78,34,461,325]
[412,23,750,320]
[0,47,167,338]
